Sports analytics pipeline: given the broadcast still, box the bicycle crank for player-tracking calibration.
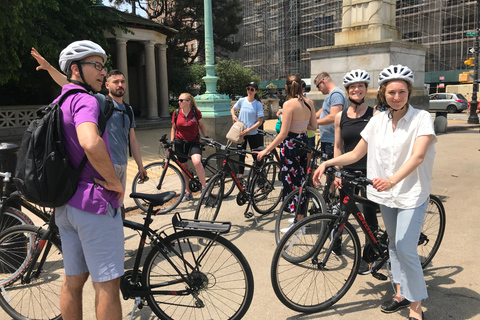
[189,179,201,193]
[236,191,247,206]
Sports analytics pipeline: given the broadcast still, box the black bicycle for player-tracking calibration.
[131,134,236,213]
[195,138,282,223]
[0,172,35,234]
[0,191,254,320]
[273,139,328,244]
[271,167,446,313]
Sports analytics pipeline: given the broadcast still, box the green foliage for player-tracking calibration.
[216,60,261,99]
[0,0,124,105]
[167,60,260,100]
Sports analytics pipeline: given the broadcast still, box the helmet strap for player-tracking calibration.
[68,62,94,93]
[387,103,408,118]
[349,97,364,110]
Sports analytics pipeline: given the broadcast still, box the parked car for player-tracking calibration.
[429,93,468,113]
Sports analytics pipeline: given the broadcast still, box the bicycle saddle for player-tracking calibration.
[129,191,176,206]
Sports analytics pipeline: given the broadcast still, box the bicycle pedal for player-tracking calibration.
[371,272,388,281]
[244,211,254,218]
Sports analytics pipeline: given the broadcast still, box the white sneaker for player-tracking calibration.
[281,223,294,234]
[288,218,295,224]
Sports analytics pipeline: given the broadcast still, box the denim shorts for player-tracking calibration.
[55,204,124,282]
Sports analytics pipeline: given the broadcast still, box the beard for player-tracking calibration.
[110,89,124,98]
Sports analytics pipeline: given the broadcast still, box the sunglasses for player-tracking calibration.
[246,87,256,92]
[178,99,189,102]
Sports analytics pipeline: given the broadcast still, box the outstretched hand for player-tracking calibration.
[31,48,51,71]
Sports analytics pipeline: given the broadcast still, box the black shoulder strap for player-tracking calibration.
[59,88,106,171]
[302,99,311,111]
[104,95,115,121]
[174,108,180,126]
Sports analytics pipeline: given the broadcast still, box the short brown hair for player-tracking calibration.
[314,72,331,86]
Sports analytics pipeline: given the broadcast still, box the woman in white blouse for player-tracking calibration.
[313,65,436,320]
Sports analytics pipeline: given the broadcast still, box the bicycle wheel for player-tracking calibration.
[143,230,254,320]
[274,187,327,244]
[271,215,361,313]
[419,195,446,268]
[252,161,283,214]
[132,162,185,214]
[0,206,34,233]
[203,153,236,198]
[194,174,224,221]
[0,225,63,320]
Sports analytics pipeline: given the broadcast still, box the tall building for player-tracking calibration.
[235,0,478,90]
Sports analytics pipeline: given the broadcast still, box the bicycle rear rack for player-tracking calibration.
[172,212,231,234]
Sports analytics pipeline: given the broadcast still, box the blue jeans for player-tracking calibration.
[380,199,429,302]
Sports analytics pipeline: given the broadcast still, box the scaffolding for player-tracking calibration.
[396,0,477,72]
[241,0,479,81]
[242,0,343,80]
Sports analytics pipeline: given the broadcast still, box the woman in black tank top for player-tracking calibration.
[334,70,379,274]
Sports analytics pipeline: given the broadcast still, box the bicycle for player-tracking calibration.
[195,138,283,223]
[0,191,254,320]
[273,139,328,244]
[270,167,446,313]
[131,134,236,213]
[0,172,34,234]
[257,129,281,163]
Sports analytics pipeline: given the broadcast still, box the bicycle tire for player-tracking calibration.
[0,225,63,320]
[252,161,282,214]
[419,195,446,268]
[271,214,361,313]
[274,187,327,244]
[203,153,236,198]
[0,206,34,234]
[194,173,224,221]
[143,230,254,320]
[132,162,185,214]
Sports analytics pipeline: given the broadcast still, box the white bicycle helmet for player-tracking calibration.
[343,69,371,88]
[59,40,107,74]
[378,64,414,86]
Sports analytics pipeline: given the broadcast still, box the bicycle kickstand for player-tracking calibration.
[129,297,142,320]
[243,202,259,225]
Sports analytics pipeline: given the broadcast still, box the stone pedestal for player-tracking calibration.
[308,39,429,110]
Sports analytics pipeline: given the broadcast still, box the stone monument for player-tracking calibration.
[308,0,429,109]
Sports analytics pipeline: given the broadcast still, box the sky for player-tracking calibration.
[102,0,147,17]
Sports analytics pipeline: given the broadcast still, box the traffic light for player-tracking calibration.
[465,57,475,66]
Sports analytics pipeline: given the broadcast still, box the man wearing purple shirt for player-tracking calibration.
[53,40,124,320]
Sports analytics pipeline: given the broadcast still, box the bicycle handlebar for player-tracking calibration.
[326,167,373,187]
[257,129,276,138]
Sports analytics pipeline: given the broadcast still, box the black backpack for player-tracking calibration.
[104,94,134,156]
[14,89,106,208]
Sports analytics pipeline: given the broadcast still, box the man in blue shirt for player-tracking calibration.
[314,72,349,157]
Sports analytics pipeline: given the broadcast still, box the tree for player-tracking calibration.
[109,0,242,66]
[216,60,261,99]
[0,0,124,105]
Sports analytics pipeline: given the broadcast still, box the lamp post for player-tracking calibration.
[468,0,480,124]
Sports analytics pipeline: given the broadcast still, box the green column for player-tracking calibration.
[195,0,231,119]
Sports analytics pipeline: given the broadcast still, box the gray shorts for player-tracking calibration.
[55,204,124,282]
[114,163,127,206]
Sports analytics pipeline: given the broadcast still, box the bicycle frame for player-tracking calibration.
[156,135,202,191]
[315,171,387,270]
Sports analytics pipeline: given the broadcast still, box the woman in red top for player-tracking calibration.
[170,93,209,201]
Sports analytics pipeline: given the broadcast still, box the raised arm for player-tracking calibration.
[31,47,69,87]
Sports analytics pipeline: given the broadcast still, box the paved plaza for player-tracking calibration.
[2,118,480,320]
